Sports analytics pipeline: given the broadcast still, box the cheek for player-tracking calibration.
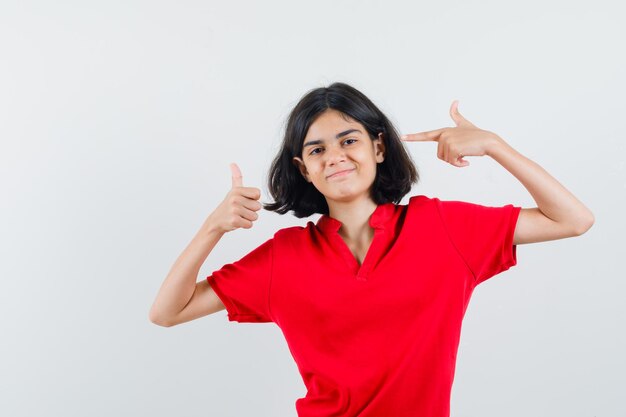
[307,160,324,173]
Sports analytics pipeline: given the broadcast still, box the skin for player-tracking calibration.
[292,101,595,258]
[150,101,596,327]
[402,100,595,244]
[292,109,385,261]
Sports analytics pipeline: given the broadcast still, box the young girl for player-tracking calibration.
[149,82,594,417]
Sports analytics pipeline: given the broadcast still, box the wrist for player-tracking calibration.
[202,214,226,236]
[485,132,507,158]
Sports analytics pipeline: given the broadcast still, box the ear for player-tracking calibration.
[374,132,385,163]
[292,156,311,182]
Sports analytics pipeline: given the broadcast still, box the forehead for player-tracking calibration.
[304,110,363,140]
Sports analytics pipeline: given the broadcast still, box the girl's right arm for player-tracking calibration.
[148,163,263,327]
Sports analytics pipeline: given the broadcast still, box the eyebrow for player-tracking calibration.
[303,128,362,148]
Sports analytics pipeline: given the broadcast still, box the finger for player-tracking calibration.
[439,142,448,161]
[237,193,263,211]
[237,186,261,200]
[234,216,253,230]
[401,128,447,142]
[448,147,464,164]
[449,100,463,127]
[236,205,259,222]
[449,100,475,128]
[452,149,469,166]
[454,156,470,168]
[230,162,243,188]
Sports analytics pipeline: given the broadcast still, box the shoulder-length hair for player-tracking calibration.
[263,82,419,218]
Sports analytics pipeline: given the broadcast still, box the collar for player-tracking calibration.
[316,202,397,234]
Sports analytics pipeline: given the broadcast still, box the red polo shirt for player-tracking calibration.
[206,194,521,417]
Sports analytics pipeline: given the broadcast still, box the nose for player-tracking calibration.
[324,143,347,165]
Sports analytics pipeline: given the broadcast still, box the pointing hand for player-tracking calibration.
[400,100,501,168]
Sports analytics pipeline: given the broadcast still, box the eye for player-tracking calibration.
[309,139,357,156]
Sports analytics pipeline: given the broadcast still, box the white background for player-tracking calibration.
[1,1,624,416]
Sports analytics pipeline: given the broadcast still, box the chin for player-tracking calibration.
[325,187,370,202]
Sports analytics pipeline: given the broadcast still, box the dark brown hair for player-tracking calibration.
[263,82,419,218]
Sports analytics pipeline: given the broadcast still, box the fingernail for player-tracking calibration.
[401,135,408,140]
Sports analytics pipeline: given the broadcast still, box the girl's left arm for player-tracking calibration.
[486,134,595,245]
[401,100,595,245]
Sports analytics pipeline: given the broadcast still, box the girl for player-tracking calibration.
[149,82,594,417]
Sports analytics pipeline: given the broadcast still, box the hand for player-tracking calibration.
[401,100,500,167]
[206,163,262,233]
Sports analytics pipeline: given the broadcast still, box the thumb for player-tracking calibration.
[230,162,243,188]
[449,100,463,126]
[450,99,475,128]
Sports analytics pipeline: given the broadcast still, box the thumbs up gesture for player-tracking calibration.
[206,163,263,234]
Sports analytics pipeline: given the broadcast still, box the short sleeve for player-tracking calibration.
[435,198,521,286]
[206,237,274,323]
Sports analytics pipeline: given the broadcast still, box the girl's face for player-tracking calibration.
[292,109,385,204]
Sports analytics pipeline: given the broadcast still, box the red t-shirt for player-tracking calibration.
[206,194,521,417]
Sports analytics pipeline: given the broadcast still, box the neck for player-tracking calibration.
[327,196,378,241]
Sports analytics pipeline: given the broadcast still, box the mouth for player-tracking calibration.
[327,168,355,179]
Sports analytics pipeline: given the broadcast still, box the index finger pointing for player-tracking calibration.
[401,128,447,142]
[230,162,243,188]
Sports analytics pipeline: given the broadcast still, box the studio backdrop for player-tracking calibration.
[1,1,623,416]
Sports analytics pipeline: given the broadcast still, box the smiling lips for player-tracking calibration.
[327,168,355,179]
